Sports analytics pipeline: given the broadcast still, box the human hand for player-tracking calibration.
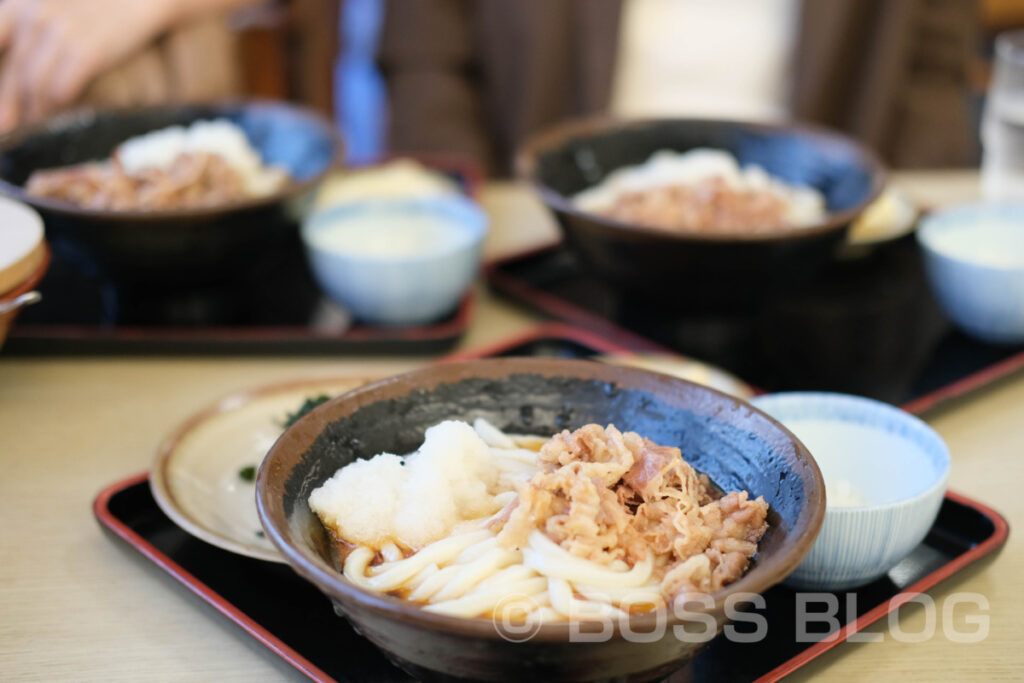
[0,0,178,131]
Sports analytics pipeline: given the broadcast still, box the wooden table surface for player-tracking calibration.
[1,172,1020,681]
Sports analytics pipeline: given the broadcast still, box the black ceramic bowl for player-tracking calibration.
[0,101,342,284]
[517,118,886,311]
[257,358,825,682]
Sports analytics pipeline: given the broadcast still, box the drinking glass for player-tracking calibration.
[982,30,1024,200]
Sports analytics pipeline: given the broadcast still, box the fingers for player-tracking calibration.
[0,0,30,130]
[0,0,50,130]
[0,37,28,131]
[0,67,18,132]
[0,0,171,132]
[0,0,27,53]
[0,8,12,55]
[0,1,99,130]
[20,29,64,120]
[0,5,43,129]
[48,39,101,113]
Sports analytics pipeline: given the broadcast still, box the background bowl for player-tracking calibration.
[0,101,342,285]
[517,118,885,310]
[257,358,824,681]
[917,202,1024,345]
[301,196,487,325]
[752,392,950,591]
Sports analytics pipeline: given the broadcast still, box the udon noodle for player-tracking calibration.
[309,420,768,622]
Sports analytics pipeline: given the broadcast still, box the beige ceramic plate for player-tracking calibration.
[150,376,374,562]
[597,353,755,400]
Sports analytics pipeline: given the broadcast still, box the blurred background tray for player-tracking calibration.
[4,238,473,355]
[487,240,1024,408]
[93,327,1008,682]
[5,154,481,356]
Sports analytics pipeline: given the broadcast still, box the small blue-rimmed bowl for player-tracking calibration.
[301,196,487,325]
[751,392,950,591]
[917,202,1024,345]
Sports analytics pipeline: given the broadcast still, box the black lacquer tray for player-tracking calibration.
[94,327,1009,682]
[487,240,1024,410]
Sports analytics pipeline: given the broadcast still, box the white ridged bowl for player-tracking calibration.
[752,392,950,591]
[301,196,487,325]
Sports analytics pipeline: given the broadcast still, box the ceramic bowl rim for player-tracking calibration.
[256,357,826,643]
[751,391,951,513]
[300,195,489,265]
[515,116,887,244]
[916,201,1024,273]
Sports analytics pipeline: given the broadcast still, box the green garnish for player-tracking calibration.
[238,465,257,483]
[255,530,265,538]
[282,394,332,428]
